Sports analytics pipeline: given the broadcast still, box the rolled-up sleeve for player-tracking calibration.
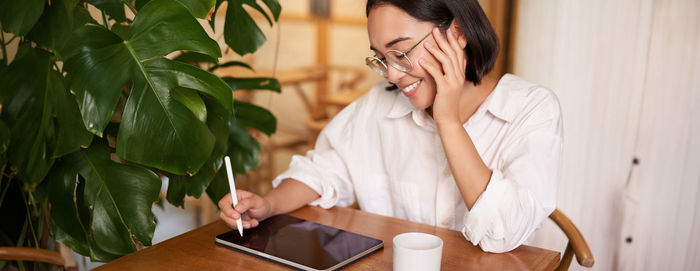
[271,104,358,209]
[462,90,562,253]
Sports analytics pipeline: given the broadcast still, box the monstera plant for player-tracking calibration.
[0,0,281,264]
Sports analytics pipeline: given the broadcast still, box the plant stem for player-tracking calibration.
[101,10,110,28]
[20,190,40,248]
[28,190,39,222]
[0,171,11,209]
[16,218,27,271]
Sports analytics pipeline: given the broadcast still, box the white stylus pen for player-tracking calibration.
[224,156,244,237]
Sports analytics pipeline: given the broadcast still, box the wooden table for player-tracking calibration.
[96,206,560,270]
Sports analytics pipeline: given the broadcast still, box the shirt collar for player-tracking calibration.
[386,90,414,119]
[384,74,527,123]
[385,87,437,131]
[481,74,527,123]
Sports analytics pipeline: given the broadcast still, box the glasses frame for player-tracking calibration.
[365,30,434,77]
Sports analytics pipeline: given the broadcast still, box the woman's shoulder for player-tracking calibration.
[500,74,558,100]
[496,74,562,122]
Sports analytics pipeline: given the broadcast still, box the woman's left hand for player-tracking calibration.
[419,27,467,126]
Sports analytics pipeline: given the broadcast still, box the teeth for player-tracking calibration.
[402,80,421,93]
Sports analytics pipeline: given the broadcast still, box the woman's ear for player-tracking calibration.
[450,19,468,48]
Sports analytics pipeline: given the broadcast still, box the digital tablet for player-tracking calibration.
[215,214,384,271]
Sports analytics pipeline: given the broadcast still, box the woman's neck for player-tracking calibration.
[426,76,499,124]
[459,76,498,123]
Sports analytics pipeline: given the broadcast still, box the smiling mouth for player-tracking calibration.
[400,80,421,93]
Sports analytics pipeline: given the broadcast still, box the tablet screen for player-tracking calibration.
[215,214,383,271]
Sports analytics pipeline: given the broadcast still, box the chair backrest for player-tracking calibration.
[0,247,64,265]
[0,243,77,270]
[548,209,595,270]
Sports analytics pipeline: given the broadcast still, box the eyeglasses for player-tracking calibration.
[365,30,433,77]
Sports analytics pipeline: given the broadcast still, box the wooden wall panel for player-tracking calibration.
[510,0,653,270]
[618,0,700,270]
[513,0,700,270]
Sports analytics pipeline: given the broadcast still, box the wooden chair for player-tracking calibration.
[0,243,77,270]
[302,65,369,146]
[549,209,595,270]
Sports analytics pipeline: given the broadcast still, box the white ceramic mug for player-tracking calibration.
[393,232,443,271]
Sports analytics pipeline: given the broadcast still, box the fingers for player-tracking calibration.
[217,192,249,218]
[236,189,256,201]
[218,211,260,229]
[241,218,260,229]
[233,196,255,215]
[219,210,239,229]
[445,28,466,74]
[218,193,233,213]
[218,192,264,230]
[419,58,444,87]
[424,40,451,78]
[431,27,458,70]
[423,27,466,83]
[217,190,272,231]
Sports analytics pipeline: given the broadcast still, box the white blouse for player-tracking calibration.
[272,74,563,253]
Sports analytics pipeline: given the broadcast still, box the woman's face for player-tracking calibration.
[367,5,440,110]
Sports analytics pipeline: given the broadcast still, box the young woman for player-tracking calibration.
[218,0,562,253]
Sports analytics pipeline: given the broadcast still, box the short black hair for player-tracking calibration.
[366,0,499,85]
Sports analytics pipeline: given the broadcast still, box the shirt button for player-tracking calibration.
[443,168,451,177]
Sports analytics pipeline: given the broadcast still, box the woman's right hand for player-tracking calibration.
[218,190,273,230]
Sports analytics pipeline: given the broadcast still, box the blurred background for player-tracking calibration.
[51,0,696,270]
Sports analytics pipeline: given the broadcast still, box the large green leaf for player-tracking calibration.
[0,0,45,36]
[135,0,150,10]
[115,57,230,175]
[166,96,229,207]
[222,76,280,92]
[27,0,77,52]
[209,60,254,72]
[110,23,131,40]
[50,68,94,157]
[129,0,220,60]
[86,0,126,23]
[62,26,134,137]
[48,164,90,256]
[205,164,229,205]
[63,0,229,175]
[223,0,281,55]
[142,58,231,111]
[49,140,161,261]
[0,46,55,187]
[73,4,98,27]
[203,116,264,208]
[174,51,218,66]
[227,118,261,174]
[131,0,216,19]
[171,87,207,123]
[175,0,216,19]
[234,100,276,135]
[262,0,282,21]
[208,0,224,31]
[0,46,91,186]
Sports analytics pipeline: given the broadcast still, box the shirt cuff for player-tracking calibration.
[271,155,339,209]
[462,169,508,246]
